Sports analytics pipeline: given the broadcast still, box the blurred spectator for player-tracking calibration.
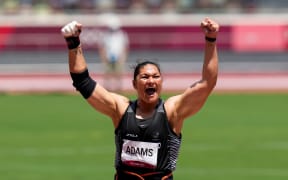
[177,0,195,13]
[115,0,132,13]
[130,0,146,14]
[241,0,257,13]
[195,0,212,9]
[79,0,97,13]
[161,0,177,14]
[2,0,20,14]
[97,0,114,13]
[146,0,163,13]
[49,0,64,13]
[1,0,288,15]
[225,0,242,13]
[97,14,129,92]
[62,0,79,13]
[19,0,33,14]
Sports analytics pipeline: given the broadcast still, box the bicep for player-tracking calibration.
[176,80,211,120]
[87,84,128,120]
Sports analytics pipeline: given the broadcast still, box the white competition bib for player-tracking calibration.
[121,139,160,169]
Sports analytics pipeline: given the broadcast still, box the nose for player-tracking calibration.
[147,76,155,83]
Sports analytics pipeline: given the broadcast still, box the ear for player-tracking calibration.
[132,80,137,89]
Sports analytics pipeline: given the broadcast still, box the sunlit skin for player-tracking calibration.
[132,64,163,117]
[63,17,219,178]
[64,16,219,135]
[133,65,162,102]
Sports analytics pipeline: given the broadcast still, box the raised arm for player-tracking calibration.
[61,21,129,127]
[165,17,219,133]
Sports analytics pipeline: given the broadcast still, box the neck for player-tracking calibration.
[136,99,159,119]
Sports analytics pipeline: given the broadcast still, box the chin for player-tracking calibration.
[145,93,159,102]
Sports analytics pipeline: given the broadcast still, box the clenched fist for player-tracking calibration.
[201,17,220,39]
[61,21,82,38]
[61,21,82,49]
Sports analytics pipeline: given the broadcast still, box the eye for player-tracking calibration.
[153,75,161,79]
[140,75,149,80]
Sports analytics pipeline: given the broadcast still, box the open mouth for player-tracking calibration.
[145,87,156,96]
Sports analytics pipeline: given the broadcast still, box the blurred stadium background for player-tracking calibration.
[0,0,288,92]
[0,1,288,180]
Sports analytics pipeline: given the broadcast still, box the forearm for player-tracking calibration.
[68,46,88,73]
[61,21,86,73]
[200,17,219,90]
[202,41,218,89]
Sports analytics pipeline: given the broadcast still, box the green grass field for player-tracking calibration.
[0,93,288,180]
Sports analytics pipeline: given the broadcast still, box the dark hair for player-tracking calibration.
[132,60,161,81]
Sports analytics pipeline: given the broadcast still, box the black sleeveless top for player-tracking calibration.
[114,99,182,173]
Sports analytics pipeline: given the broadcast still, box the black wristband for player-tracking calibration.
[65,36,80,49]
[205,36,216,43]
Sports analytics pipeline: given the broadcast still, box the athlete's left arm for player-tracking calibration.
[166,18,219,127]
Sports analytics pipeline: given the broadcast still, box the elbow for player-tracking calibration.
[204,75,218,93]
[210,76,218,89]
[202,67,218,91]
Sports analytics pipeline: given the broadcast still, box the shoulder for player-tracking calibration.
[110,92,130,124]
[163,95,184,135]
[111,92,130,111]
[164,95,181,108]
[163,95,181,118]
[111,92,130,102]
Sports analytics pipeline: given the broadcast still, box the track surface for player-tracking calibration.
[1,50,288,93]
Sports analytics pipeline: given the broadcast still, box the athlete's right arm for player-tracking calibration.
[61,21,129,127]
